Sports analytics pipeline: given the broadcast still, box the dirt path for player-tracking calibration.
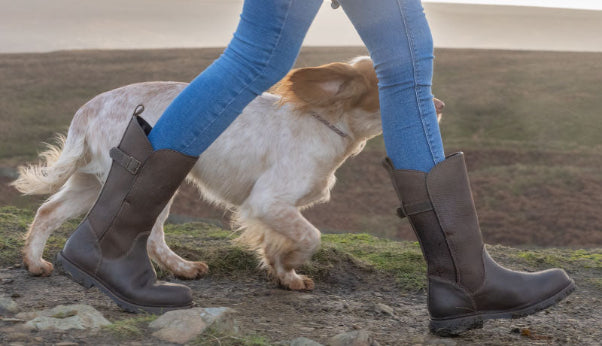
[1,246,600,345]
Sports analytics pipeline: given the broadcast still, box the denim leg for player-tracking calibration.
[148,0,322,157]
[340,0,445,172]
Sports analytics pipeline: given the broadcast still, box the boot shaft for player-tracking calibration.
[383,153,485,292]
[80,114,197,258]
[60,110,196,312]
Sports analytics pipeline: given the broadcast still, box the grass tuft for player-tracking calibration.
[192,327,271,346]
[103,315,158,339]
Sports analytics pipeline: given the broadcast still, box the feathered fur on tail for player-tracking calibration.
[11,113,87,195]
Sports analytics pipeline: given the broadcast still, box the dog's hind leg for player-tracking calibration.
[147,199,209,279]
[24,173,100,276]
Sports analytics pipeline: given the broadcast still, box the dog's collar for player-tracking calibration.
[310,112,349,139]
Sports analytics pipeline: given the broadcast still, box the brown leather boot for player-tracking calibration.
[383,152,575,336]
[57,107,197,314]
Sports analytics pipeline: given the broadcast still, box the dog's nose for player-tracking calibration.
[434,98,445,112]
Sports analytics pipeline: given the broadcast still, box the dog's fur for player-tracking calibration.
[13,57,444,290]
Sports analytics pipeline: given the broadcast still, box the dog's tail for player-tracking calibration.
[11,110,88,195]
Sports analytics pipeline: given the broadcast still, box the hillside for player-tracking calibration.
[1,47,600,247]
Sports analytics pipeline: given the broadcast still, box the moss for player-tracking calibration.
[0,206,32,266]
[192,328,271,346]
[164,222,234,239]
[516,248,602,270]
[103,315,158,339]
[569,249,602,269]
[319,233,426,291]
[51,310,78,319]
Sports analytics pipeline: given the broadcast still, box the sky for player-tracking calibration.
[423,0,602,10]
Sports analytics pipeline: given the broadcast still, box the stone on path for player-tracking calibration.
[289,336,324,346]
[328,330,379,346]
[0,295,19,314]
[15,304,110,331]
[374,303,395,316]
[149,307,237,344]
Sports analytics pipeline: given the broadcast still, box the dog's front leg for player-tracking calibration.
[147,198,209,279]
[239,201,321,291]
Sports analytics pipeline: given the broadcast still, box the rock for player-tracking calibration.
[149,307,237,344]
[2,327,30,342]
[0,318,25,323]
[420,335,457,345]
[328,330,379,346]
[0,295,20,314]
[16,304,110,331]
[374,303,395,316]
[290,337,324,346]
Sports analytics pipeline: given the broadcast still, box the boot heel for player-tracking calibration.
[429,316,484,337]
[56,252,95,289]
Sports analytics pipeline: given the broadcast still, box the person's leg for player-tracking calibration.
[340,0,444,173]
[339,0,574,336]
[149,0,322,156]
[58,0,322,313]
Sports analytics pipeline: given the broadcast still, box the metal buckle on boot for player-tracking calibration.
[110,147,142,175]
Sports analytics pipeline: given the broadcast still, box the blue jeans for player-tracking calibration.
[148,0,445,173]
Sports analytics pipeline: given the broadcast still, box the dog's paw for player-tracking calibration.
[25,258,54,276]
[276,272,314,291]
[288,275,315,291]
[172,261,209,280]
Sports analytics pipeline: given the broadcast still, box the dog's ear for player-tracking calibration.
[272,62,368,110]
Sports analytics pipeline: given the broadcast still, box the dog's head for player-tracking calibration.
[271,56,444,140]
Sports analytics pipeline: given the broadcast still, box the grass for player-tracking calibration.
[103,315,158,339]
[516,248,602,270]
[2,205,600,295]
[433,50,602,152]
[192,328,271,346]
[2,48,602,162]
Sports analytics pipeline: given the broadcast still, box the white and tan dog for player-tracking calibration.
[13,57,444,290]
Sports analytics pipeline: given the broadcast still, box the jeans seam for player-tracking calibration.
[180,0,296,154]
[396,0,438,168]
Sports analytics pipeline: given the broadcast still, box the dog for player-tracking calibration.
[13,56,445,290]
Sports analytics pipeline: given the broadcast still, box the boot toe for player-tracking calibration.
[150,282,193,308]
[534,268,574,300]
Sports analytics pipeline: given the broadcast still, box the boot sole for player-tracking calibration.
[56,251,193,314]
[430,279,576,336]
